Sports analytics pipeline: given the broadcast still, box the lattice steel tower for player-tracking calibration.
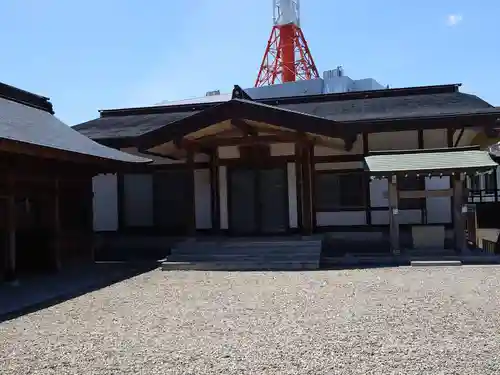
[255,0,319,87]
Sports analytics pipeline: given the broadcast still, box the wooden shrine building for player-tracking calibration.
[365,147,497,253]
[0,82,149,281]
[75,83,500,253]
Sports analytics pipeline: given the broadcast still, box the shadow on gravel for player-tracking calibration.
[0,263,157,323]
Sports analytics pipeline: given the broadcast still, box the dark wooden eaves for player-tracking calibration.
[134,99,348,149]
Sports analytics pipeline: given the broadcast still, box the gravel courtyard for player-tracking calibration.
[1,267,500,374]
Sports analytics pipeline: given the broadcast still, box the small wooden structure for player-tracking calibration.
[365,147,498,254]
[0,82,149,281]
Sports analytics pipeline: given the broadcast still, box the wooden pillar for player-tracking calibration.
[186,147,197,238]
[53,178,62,271]
[388,175,400,255]
[294,143,303,233]
[362,132,371,225]
[5,180,17,282]
[301,143,313,236]
[210,151,220,234]
[453,173,467,253]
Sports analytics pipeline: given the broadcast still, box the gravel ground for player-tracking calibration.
[1,266,500,374]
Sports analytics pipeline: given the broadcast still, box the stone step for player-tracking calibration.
[175,240,321,250]
[161,260,320,271]
[168,254,320,262]
[410,260,462,267]
[164,239,322,271]
[172,246,321,255]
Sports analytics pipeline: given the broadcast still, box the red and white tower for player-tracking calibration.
[255,0,320,87]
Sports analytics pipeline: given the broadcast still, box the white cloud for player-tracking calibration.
[446,14,463,26]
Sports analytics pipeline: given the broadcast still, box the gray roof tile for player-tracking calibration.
[0,97,150,163]
[279,92,493,121]
[74,111,199,140]
[73,91,497,141]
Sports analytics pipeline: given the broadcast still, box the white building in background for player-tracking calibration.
[155,67,386,107]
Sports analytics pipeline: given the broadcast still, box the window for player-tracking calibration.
[484,173,496,194]
[398,175,424,210]
[315,172,365,210]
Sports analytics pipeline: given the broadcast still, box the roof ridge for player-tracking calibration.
[98,83,463,118]
[0,82,54,114]
[259,84,462,106]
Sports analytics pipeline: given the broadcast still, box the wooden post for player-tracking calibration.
[294,143,303,233]
[453,173,467,253]
[53,178,62,271]
[301,143,313,236]
[210,151,220,234]
[388,175,400,255]
[5,188,17,282]
[186,147,197,238]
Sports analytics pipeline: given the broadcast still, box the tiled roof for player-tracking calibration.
[74,111,200,140]
[0,95,150,163]
[365,149,497,175]
[73,84,499,141]
[278,92,494,122]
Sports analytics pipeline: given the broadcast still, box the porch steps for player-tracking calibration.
[410,260,462,267]
[161,239,322,271]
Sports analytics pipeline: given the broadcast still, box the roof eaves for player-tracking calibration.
[341,108,500,125]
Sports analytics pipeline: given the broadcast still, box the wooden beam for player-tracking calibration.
[453,173,467,253]
[301,143,313,236]
[399,189,453,199]
[382,188,454,199]
[196,134,298,147]
[231,119,257,136]
[362,132,371,225]
[210,152,220,233]
[295,143,303,233]
[453,128,465,147]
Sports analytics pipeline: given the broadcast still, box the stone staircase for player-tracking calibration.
[161,238,322,271]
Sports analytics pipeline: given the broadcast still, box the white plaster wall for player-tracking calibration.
[92,174,118,231]
[316,211,366,226]
[425,177,451,223]
[371,209,421,225]
[369,178,388,208]
[219,166,229,229]
[123,174,154,227]
[194,169,212,229]
[271,143,295,156]
[423,129,447,149]
[369,178,422,225]
[368,131,418,151]
[287,163,298,228]
[218,146,239,159]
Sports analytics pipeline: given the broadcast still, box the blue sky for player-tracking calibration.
[0,0,498,125]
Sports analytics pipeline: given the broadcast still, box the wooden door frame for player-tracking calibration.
[227,165,290,236]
